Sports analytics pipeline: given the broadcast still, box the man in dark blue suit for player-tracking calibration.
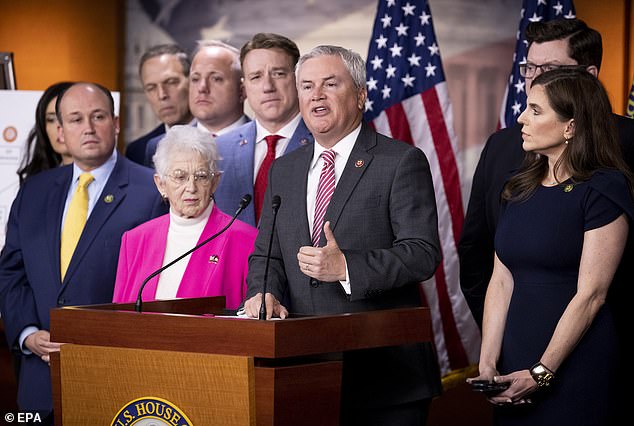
[214,33,313,226]
[0,82,166,420]
[125,44,193,164]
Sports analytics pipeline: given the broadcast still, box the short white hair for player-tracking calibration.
[153,125,220,177]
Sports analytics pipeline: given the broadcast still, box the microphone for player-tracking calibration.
[259,195,281,320]
[134,194,252,313]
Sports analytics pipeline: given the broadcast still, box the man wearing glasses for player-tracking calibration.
[459,18,634,329]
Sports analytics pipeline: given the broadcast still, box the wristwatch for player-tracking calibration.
[530,362,555,388]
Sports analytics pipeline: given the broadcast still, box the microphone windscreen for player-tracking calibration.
[240,194,252,209]
[272,195,281,210]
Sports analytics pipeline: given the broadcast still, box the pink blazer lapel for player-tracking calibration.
[176,207,230,298]
[139,216,170,301]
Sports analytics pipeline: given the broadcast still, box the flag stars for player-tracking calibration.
[389,43,403,57]
[537,0,547,5]
[371,55,384,70]
[419,10,431,25]
[564,10,576,19]
[382,84,392,99]
[424,62,436,77]
[401,73,416,87]
[553,1,563,15]
[514,79,525,94]
[407,53,422,67]
[512,101,522,116]
[386,0,396,6]
[381,14,392,28]
[402,2,416,16]
[528,12,543,22]
[385,64,397,78]
[414,32,426,46]
[428,42,439,56]
[367,77,378,91]
[365,98,374,112]
[395,22,409,36]
[375,34,388,49]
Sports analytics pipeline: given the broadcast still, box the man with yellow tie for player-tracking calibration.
[0,82,166,422]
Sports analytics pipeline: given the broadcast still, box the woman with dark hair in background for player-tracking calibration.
[469,68,633,425]
[17,81,74,183]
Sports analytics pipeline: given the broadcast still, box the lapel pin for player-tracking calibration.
[563,184,574,193]
[355,159,364,168]
[209,255,219,264]
[300,138,309,146]
[104,194,114,203]
[239,139,248,146]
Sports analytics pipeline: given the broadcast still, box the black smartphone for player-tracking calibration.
[469,380,510,394]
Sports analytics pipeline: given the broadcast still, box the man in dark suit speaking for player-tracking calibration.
[0,82,166,420]
[243,46,442,426]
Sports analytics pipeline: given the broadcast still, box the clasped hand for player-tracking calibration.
[468,368,537,405]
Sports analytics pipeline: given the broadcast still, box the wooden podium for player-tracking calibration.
[50,297,432,425]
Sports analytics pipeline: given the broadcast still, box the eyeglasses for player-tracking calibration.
[518,62,583,78]
[166,169,217,186]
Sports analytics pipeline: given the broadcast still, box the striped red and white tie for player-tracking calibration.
[312,149,336,247]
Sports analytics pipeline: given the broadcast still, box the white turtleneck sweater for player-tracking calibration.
[155,203,213,300]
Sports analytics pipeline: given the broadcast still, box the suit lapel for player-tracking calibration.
[140,216,170,300]
[295,147,314,245]
[177,207,227,298]
[234,122,257,190]
[48,168,73,284]
[286,119,313,153]
[62,156,128,286]
[319,125,375,243]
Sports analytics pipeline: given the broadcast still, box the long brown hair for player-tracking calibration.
[503,68,633,201]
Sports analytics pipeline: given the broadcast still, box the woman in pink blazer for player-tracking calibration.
[113,125,257,309]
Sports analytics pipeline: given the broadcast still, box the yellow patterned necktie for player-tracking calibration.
[60,172,94,280]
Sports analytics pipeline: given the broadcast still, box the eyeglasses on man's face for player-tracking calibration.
[166,169,217,186]
[518,62,583,78]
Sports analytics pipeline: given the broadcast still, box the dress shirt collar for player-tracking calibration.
[196,115,249,136]
[255,113,302,144]
[71,149,117,185]
[310,124,361,170]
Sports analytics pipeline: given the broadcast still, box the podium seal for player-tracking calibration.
[111,397,193,426]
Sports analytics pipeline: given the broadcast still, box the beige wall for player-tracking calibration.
[577,0,632,115]
[0,0,124,91]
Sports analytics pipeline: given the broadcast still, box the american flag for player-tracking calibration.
[364,0,480,379]
[499,0,576,128]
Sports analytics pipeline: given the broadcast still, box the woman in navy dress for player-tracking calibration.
[469,68,634,425]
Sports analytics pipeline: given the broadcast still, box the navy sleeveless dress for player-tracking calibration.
[493,170,633,426]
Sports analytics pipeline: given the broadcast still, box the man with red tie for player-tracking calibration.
[213,33,314,227]
[242,45,442,426]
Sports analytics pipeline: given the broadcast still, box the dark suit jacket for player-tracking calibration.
[213,119,314,226]
[0,155,167,412]
[458,115,634,328]
[125,123,165,165]
[247,124,443,410]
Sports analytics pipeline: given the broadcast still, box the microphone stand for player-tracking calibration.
[135,194,251,313]
[259,195,281,320]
